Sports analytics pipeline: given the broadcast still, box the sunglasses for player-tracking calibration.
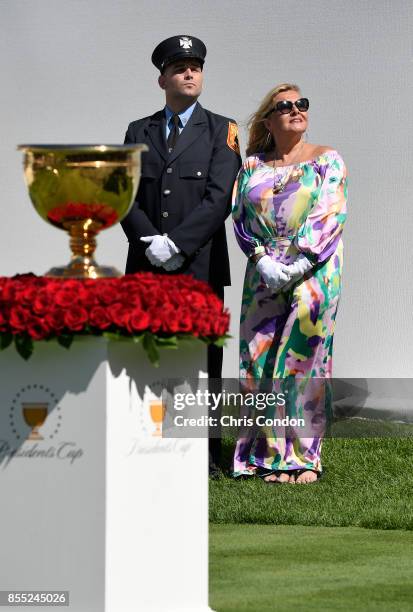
[266,98,309,116]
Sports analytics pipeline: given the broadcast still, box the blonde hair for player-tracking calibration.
[246,83,301,157]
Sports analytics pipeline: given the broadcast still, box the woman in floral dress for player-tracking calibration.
[232,83,348,484]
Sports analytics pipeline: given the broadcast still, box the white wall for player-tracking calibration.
[1,0,412,377]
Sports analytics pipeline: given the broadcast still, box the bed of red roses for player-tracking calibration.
[0,273,230,365]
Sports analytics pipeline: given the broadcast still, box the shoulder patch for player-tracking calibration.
[227,122,240,155]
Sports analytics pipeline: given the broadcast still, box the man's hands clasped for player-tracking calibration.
[140,235,184,271]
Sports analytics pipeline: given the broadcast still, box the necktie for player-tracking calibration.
[167,114,180,152]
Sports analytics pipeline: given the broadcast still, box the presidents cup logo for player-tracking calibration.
[9,384,62,442]
[137,381,169,438]
[0,384,83,466]
[127,380,190,457]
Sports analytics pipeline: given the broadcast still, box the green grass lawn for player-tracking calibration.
[210,424,413,529]
[209,423,413,611]
[210,524,413,612]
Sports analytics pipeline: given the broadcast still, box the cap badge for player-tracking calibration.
[179,37,192,49]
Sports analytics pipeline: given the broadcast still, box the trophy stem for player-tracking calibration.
[69,218,99,259]
[46,219,122,279]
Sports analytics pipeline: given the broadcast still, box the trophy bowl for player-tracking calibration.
[17,144,148,278]
[22,402,48,440]
[149,400,166,437]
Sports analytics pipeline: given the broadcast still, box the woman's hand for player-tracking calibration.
[281,254,313,291]
[256,255,291,290]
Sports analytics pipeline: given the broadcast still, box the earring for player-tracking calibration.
[264,131,272,148]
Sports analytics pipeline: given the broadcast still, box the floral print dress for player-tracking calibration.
[231,150,348,475]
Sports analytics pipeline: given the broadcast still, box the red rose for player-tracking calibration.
[97,285,118,305]
[139,285,163,308]
[207,293,224,310]
[55,289,79,308]
[184,291,206,310]
[193,319,211,336]
[20,286,38,305]
[163,309,180,333]
[62,280,81,291]
[107,303,130,328]
[176,308,193,333]
[126,308,150,333]
[157,305,177,333]
[27,318,50,340]
[9,306,30,331]
[44,308,66,332]
[169,293,185,308]
[128,290,143,308]
[63,306,88,331]
[77,285,98,308]
[197,313,215,335]
[212,321,226,336]
[32,290,51,315]
[1,281,17,302]
[89,306,111,329]
[43,280,61,296]
[209,313,230,337]
[147,308,162,333]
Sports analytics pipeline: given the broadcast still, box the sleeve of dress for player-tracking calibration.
[232,159,264,257]
[295,151,348,265]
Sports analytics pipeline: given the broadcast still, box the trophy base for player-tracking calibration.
[46,259,122,279]
[27,432,44,441]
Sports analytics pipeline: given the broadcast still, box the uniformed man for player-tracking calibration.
[121,35,241,475]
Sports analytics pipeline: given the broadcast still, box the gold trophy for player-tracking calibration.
[18,144,147,278]
[22,402,48,440]
[149,400,166,437]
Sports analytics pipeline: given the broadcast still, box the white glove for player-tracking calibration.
[281,254,314,291]
[162,253,185,271]
[256,255,291,291]
[140,235,180,266]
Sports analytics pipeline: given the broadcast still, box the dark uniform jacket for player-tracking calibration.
[121,102,241,287]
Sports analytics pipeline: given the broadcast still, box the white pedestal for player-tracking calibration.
[0,337,213,611]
